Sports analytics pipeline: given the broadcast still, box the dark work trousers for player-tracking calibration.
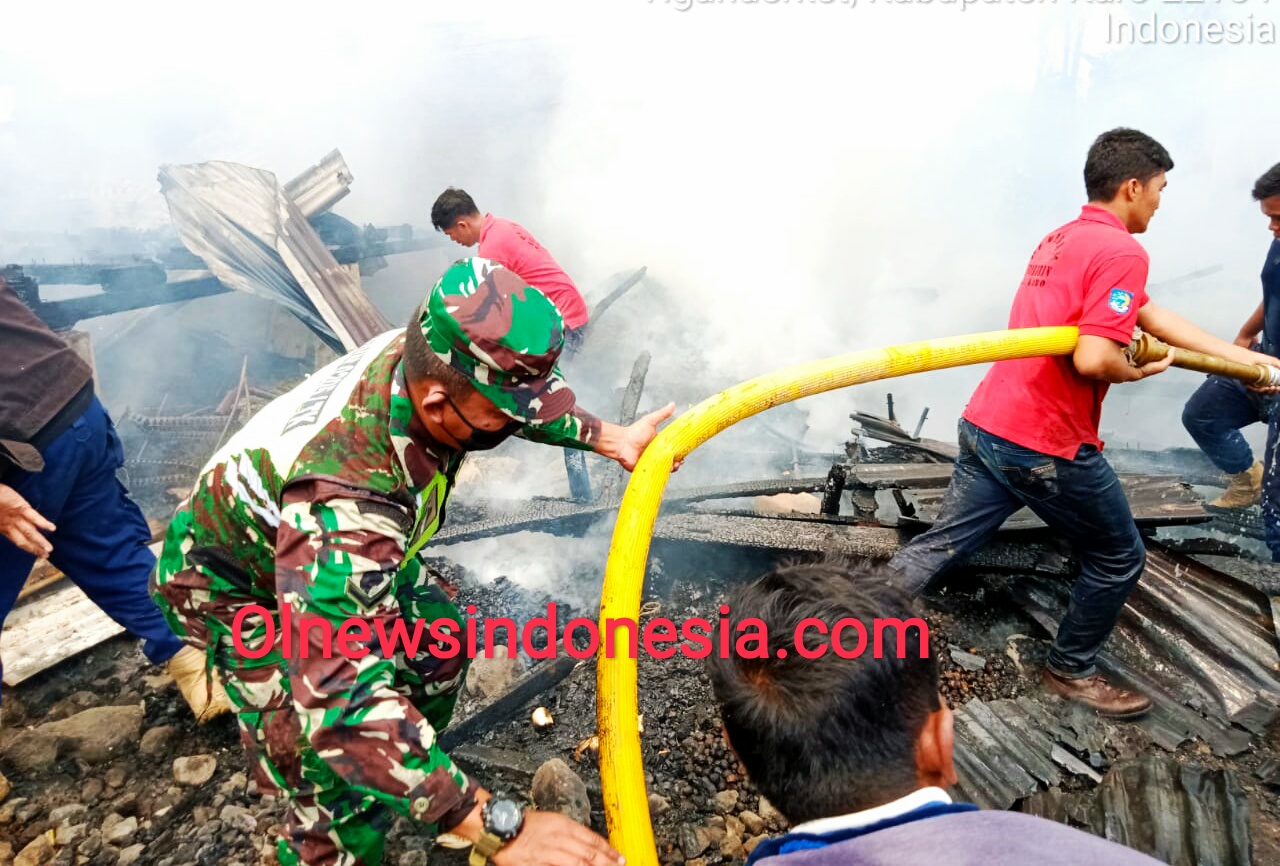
[0,397,183,691]
[1181,374,1280,561]
[889,418,1146,678]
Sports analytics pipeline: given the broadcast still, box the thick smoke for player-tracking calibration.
[3,3,1278,573]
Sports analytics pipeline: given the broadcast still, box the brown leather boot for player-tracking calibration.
[1208,461,1263,509]
[166,645,233,722]
[1041,669,1151,718]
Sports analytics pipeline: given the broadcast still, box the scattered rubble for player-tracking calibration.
[172,755,217,787]
[531,759,592,827]
[2,242,1277,866]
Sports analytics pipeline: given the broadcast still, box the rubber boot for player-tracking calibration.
[166,645,232,722]
[1208,460,1264,509]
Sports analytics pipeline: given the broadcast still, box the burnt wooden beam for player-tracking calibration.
[439,654,582,752]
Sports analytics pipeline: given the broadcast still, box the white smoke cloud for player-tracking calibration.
[2,0,1277,455]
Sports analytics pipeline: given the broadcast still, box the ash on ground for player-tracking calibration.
[2,550,1277,866]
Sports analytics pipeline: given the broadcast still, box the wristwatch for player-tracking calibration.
[469,796,525,866]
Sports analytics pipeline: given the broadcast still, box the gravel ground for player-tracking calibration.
[2,549,1276,866]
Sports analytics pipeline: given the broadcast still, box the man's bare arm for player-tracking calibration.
[1073,334,1173,383]
[1138,302,1280,367]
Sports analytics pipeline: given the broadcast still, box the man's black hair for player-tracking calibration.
[705,561,937,825]
[431,188,480,232]
[1084,128,1174,202]
[1252,163,1280,201]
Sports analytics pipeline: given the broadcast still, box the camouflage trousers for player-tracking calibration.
[232,673,464,866]
[154,578,470,866]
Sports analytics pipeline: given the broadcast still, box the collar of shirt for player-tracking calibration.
[746,789,977,866]
[1078,204,1127,231]
[786,787,953,837]
[479,212,495,245]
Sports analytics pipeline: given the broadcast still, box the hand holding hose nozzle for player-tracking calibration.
[1125,330,1280,387]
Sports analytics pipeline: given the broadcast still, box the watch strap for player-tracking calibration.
[469,831,507,866]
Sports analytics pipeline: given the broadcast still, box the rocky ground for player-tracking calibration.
[1,547,1277,866]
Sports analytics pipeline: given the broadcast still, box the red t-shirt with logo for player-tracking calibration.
[964,206,1149,459]
[478,214,590,330]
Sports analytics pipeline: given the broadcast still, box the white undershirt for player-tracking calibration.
[787,787,953,837]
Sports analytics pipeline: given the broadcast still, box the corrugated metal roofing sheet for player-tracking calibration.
[1009,543,1280,756]
[1023,758,1251,866]
[159,153,391,352]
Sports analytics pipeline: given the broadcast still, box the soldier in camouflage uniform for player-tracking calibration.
[151,258,669,866]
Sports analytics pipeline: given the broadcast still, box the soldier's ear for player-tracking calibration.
[417,383,449,419]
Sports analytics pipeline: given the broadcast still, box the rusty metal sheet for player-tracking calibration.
[159,153,392,352]
[951,696,1105,810]
[1023,758,1251,866]
[1009,543,1280,755]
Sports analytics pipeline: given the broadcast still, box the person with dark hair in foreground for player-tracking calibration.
[1181,162,1280,549]
[153,258,671,866]
[707,561,1162,866]
[888,128,1280,718]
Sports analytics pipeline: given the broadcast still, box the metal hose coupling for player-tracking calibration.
[1126,330,1280,387]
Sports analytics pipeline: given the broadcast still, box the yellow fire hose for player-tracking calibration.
[595,325,1279,865]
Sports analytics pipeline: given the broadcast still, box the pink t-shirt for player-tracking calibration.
[477,214,590,330]
[964,206,1149,459]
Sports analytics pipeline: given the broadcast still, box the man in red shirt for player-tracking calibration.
[431,189,590,348]
[889,128,1280,717]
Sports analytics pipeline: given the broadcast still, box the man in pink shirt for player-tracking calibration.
[889,129,1280,717]
[431,189,590,349]
[432,188,595,500]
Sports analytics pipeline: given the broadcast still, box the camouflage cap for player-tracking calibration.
[414,258,578,426]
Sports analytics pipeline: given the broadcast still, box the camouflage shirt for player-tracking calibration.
[153,329,601,828]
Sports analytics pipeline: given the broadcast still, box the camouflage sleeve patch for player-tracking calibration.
[274,479,472,827]
[516,405,604,451]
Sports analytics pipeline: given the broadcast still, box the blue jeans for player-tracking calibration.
[1182,374,1280,561]
[0,397,184,688]
[889,419,1146,678]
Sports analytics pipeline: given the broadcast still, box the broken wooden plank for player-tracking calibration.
[893,473,1208,530]
[848,462,953,489]
[850,411,959,462]
[586,266,647,328]
[651,512,1072,575]
[597,351,653,504]
[17,560,63,602]
[1,583,127,685]
[3,539,166,683]
[450,745,545,792]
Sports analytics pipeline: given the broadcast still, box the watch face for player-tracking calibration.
[487,799,523,836]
